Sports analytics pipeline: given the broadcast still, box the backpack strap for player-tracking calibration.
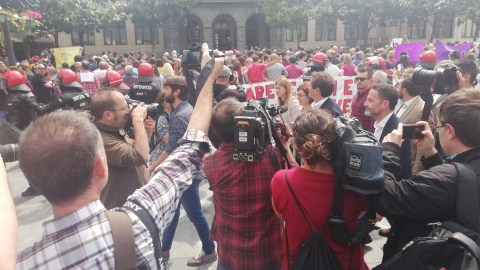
[124,200,166,270]
[105,210,137,270]
[285,169,314,231]
[453,162,480,233]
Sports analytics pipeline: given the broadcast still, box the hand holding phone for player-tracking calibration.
[402,124,425,140]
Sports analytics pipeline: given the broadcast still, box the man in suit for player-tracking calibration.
[364,83,412,180]
[309,71,343,117]
[395,78,429,174]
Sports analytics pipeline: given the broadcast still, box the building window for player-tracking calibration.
[72,29,95,46]
[286,20,307,42]
[104,21,127,45]
[436,18,453,38]
[407,21,426,38]
[315,16,336,41]
[344,23,365,40]
[135,23,158,45]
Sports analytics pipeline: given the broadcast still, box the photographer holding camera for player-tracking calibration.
[90,88,154,209]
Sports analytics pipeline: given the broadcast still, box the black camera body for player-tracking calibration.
[233,98,287,163]
[126,97,160,118]
[412,64,458,95]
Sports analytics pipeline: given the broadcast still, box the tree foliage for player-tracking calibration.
[397,0,458,43]
[332,0,399,46]
[125,0,194,52]
[458,0,480,41]
[261,0,332,46]
[33,0,126,47]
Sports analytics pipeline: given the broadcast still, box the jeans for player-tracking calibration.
[162,177,215,253]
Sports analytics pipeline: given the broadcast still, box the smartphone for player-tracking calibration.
[402,124,425,140]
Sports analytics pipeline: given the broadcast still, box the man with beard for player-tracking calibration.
[90,88,154,209]
[148,76,217,266]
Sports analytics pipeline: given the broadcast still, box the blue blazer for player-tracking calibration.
[380,114,413,180]
[320,97,343,118]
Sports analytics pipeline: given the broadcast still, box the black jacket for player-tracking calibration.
[374,143,480,261]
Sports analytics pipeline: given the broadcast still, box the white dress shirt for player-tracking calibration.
[312,97,329,109]
[374,112,394,142]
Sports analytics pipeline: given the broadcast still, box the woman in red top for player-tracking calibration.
[271,109,369,270]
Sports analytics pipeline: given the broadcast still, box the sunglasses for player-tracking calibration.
[354,77,371,82]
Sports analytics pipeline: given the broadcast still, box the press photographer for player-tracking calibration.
[90,88,154,209]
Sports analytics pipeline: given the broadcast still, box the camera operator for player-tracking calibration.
[1,70,37,130]
[21,69,90,115]
[129,63,160,104]
[90,88,154,209]
[204,98,297,270]
[373,84,480,263]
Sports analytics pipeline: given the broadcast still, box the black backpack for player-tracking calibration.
[284,169,343,270]
[373,162,480,270]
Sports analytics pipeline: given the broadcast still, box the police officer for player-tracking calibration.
[129,63,160,104]
[1,70,37,130]
[102,69,130,92]
[22,69,90,114]
[303,53,328,81]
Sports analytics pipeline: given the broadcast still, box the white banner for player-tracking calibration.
[240,76,357,116]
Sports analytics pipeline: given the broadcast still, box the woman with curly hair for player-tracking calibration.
[271,109,369,270]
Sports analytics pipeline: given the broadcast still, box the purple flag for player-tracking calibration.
[435,39,473,62]
[395,42,424,64]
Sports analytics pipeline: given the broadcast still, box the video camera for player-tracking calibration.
[233,98,288,163]
[412,64,458,95]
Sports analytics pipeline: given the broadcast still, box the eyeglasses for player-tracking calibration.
[108,104,129,112]
[297,94,308,97]
[434,124,446,132]
[354,77,371,82]
[37,67,46,70]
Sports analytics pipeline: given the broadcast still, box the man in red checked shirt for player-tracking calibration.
[204,98,297,270]
[77,61,100,95]
[351,66,375,133]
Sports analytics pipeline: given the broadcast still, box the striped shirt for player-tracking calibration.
[17,129,209,270]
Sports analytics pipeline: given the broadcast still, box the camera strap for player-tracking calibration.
[190,59,215,107]
[421,72,440,122]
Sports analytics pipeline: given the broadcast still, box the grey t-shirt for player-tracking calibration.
[265,63,288,80]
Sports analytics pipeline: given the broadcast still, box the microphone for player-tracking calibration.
[277,105,288,114]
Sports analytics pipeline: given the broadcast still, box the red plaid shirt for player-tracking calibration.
[77,70,100,94]
[204,143,283,270]
[351,88,375,133]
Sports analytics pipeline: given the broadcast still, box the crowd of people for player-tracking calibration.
[1,39,479,270]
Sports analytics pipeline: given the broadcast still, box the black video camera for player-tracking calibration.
[233,98,288,163]
[412,64,458,95]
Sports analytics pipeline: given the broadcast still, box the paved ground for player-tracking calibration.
[8,160,388,269]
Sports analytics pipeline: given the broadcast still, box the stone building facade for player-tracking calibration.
[56,0,477,56]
